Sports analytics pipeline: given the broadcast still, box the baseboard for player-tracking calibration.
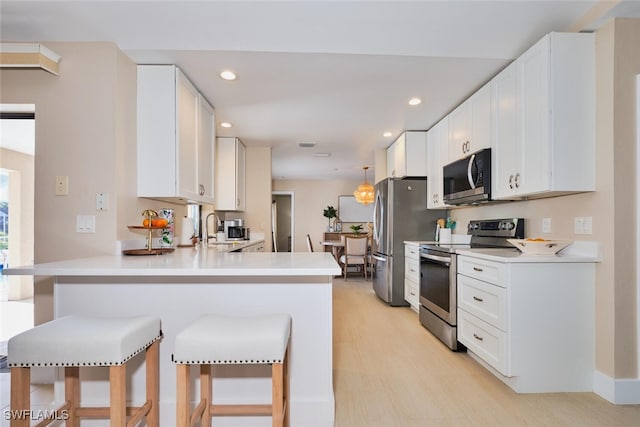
[593,370,640,404]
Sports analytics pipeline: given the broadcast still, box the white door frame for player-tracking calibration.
[272,191,295,252]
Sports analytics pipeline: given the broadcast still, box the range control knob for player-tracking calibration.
[507,222,515,230]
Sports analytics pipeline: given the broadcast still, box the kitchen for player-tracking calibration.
[1,1,640,425]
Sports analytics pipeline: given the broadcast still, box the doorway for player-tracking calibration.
[272,192,294,252]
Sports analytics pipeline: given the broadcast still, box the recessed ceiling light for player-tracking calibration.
[408,97,422,106]
[315,153,331,157]
[383,132,392,137]
[298,142,316,148]
[220,70,237,81]
[220,122,232,128]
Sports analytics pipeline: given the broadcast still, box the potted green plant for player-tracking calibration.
[349,224,364,235]
[323,206,337,231]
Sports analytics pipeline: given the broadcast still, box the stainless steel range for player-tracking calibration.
[419,218,525,350]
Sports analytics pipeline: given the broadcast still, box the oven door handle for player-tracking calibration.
[420,252,451,266]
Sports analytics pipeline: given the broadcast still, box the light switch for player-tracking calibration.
[583,216,593,235]
[574,217,584,235]
[76,215,96,233]
[55,175,69,196]
[542,218,552,234]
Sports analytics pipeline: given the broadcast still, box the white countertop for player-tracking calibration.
[456,241,601,263]
[2,249,341,277]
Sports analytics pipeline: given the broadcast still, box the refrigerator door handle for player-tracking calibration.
[372,191,383,246]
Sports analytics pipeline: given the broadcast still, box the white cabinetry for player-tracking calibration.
[492,32,595,200]
[404,243,420,312]
[457,254,595,392]
[427,117,449,209]
[215,137,246,211]
[448,82,492,162]
[137,65,215,204]
[386,131,427,178]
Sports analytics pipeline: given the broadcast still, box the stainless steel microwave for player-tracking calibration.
[443,148,492,205]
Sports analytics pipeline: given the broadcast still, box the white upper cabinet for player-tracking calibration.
[386,131,427,178]
[492,32,595,200]
[137,65,215,205]
[448,82,492,162]
[215,137,246,211]
[427,117,449,209]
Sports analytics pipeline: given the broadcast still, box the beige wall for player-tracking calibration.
[245,147,273,252]
[0,42,175,323]
[450,18,640,379]
[0,147,35,299]
[273,179,362,252]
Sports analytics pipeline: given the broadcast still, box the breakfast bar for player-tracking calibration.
[3,249,341,427]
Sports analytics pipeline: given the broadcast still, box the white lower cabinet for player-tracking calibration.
[404,243,420,312]
[457,254,595,393]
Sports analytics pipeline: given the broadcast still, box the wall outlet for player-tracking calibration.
[55,175,69,196]
[96,193,109,211]
[542,218,552,234]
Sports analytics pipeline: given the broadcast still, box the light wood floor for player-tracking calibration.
[332,277,640,427]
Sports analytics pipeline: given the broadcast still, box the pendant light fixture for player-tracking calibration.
[354,166,375,205]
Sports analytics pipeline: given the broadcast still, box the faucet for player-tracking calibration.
[203,212,221,245]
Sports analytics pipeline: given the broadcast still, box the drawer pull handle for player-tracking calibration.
[473,267,484,272]
[473,333,484,342]
[473,296,484,302]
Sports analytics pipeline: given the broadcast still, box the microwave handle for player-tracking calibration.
[467,153,477,189]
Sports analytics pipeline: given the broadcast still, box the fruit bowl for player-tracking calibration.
[507,239,573,255]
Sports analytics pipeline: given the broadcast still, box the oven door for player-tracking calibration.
[419,249,457,326]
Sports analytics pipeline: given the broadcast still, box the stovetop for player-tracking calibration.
[421,218,525,254]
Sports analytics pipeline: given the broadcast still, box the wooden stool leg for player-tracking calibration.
[284,349,290,427]
[109,364,127,427]
[146,341,160,427]
[10,367,30,427]
[272,362,284,427]
[176,364,190,427]
[200,364,212,427]
[65,367,80,427]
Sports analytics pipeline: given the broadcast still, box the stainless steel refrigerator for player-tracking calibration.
[372,178,444,306]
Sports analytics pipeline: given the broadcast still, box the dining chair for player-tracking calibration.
[339,236,369,280]
[306,234,314,252]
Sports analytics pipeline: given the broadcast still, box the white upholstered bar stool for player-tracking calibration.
[8,315,162,427]
[173,314,291,427]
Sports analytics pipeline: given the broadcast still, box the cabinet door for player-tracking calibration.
[394,134,407,177]
[491,62,521,200]
[176,70,200,201]
[404,131,428,176]
[519,37,551,195]
[427,118,448,209]
[236,139,246,210]
[448,102,471,162]
[470,83,492,154]
[386,143,396,178]
[197,95,215,203]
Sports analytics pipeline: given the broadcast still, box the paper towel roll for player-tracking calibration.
[180,217,195,246]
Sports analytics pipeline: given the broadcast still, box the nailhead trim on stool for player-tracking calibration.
[173,314,291,427]
[8,315,162,427]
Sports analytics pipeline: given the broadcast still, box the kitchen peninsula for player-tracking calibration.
[3,249,341,427]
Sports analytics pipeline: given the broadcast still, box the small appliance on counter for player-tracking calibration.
[419,218,524,350]
[225,219,248,241]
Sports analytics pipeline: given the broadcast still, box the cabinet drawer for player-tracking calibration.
[404,258,420,282]
[404,278,419,312]
[458,256,506,286]
[404,244,420,260]
[458,310,508,375]
[458,275,506,330]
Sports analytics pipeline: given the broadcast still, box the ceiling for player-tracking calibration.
[2,1,640,180]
